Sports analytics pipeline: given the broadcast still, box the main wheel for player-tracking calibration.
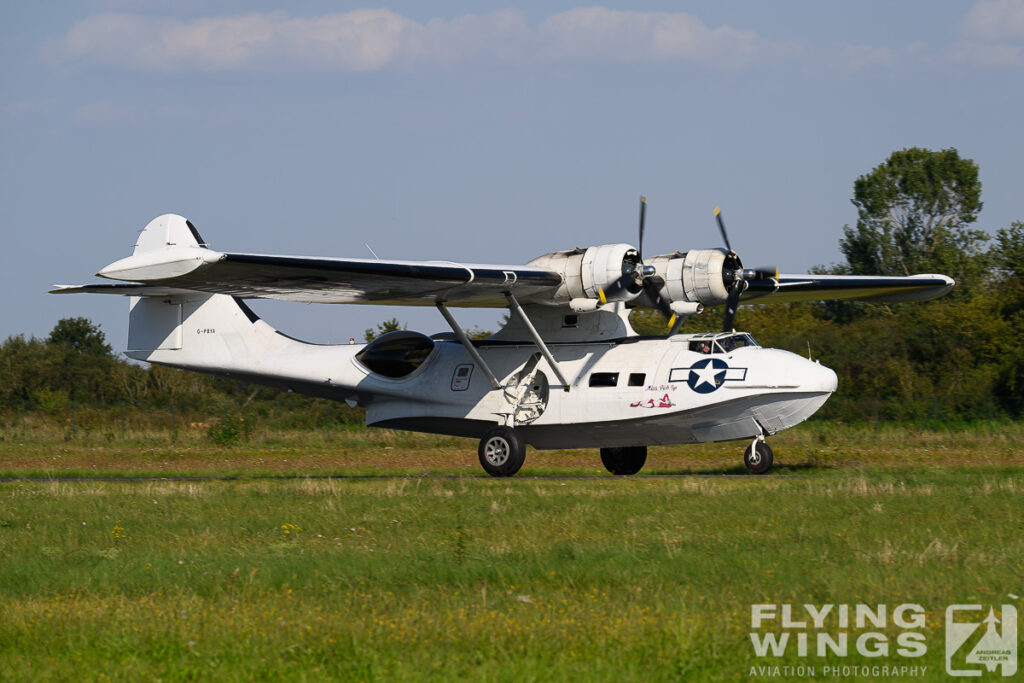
[600,446,647,475]
[478,426,526,477]
[743,441,774,474]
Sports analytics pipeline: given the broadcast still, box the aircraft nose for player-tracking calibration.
[810,361,838,393]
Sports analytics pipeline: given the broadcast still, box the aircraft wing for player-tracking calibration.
[85,249,564,308]
[50,284,200,297]
[741,273,955,304]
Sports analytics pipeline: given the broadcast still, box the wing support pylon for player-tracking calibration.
[435,302,502,390]
[505,293,571,393]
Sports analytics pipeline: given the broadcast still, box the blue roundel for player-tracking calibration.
[687,358,728,393]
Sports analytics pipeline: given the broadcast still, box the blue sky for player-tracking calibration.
[2,1,1022,346]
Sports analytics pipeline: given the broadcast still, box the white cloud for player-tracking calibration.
[50,8,796,72]
[953,0,1024,67]
[57,10,419,72]
[950,40,1024,68]
[537,7,798,67]
[962,0,1024,40]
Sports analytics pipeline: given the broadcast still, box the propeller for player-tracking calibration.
[713,206,777,332]
[635,197,678,325]
[598,197,678,327]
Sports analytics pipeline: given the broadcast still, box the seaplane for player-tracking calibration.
[52,199,953,476]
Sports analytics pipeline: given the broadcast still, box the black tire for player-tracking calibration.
[478,426,526,477]
[743,441,774,474]
[600,446,647,475]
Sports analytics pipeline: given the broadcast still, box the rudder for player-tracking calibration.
[126,292,279,368]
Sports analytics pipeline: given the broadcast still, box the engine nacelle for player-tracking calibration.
[647,249,732,306]
[527,244,640,305]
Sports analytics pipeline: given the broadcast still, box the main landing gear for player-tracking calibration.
[743,436,774,475]
[600,446,647,475]
[478,426,526,477]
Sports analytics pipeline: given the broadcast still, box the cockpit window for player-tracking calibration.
[717,333,758,352]
[356,331,435,378]
[689,333,759,355]
[689,340,715,354]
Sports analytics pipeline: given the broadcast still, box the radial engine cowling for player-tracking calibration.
[526,244,640,305]
[647,249,732,307]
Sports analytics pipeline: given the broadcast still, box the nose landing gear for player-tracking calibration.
[743,435,774,475]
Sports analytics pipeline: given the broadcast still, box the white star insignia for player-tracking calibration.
[690,362,722,389]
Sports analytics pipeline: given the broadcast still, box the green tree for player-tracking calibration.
[0,335,52,407]
[47,317,112,356]
[991,221,1024,283]
[45,318,121,404]
[364,318,406,343]
[839,147,986,282]
[989,221,1024,412]
[628,308,670,336]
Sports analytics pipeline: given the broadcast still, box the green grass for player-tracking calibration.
[1,418,1022,478]
[1,468,1022,680]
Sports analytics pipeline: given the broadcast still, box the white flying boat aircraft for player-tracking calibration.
[53,200,953,476]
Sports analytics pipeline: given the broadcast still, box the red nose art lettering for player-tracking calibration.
[630,394,675,409]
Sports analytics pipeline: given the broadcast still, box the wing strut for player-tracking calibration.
[435,302,502,390]
[505,294,571,393]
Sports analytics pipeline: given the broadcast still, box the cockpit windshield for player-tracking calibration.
[717,333,758,352]
[688,333,759,355]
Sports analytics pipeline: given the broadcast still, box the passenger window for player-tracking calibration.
[628,373,645,386]
[589,372,619,387]
[451,363,473,391]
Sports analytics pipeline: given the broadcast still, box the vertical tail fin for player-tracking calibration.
[133,214,207,254]
[127,292,273,365]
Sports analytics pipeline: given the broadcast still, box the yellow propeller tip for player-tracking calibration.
[667,314,677,328]
[713,206,721,216]
[641,195,647,203]
[598,288,607,305]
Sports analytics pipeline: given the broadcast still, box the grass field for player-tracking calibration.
[1,423,1022,680]
[2,417,1023,477]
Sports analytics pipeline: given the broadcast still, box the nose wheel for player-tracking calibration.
[743,438,774,475]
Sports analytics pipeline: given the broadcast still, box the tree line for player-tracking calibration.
[635,147,1022,422]
[2,148,1020,425]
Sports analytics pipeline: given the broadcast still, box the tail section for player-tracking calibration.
[56,214,366,401]
[127,293,272,365]
[123,214,260,363]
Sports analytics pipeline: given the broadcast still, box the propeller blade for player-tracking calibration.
[714,206,732,254]
[638,196,647,262]
[641,278,672,316]
[722,284,742,332]
[598,273,634,304]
